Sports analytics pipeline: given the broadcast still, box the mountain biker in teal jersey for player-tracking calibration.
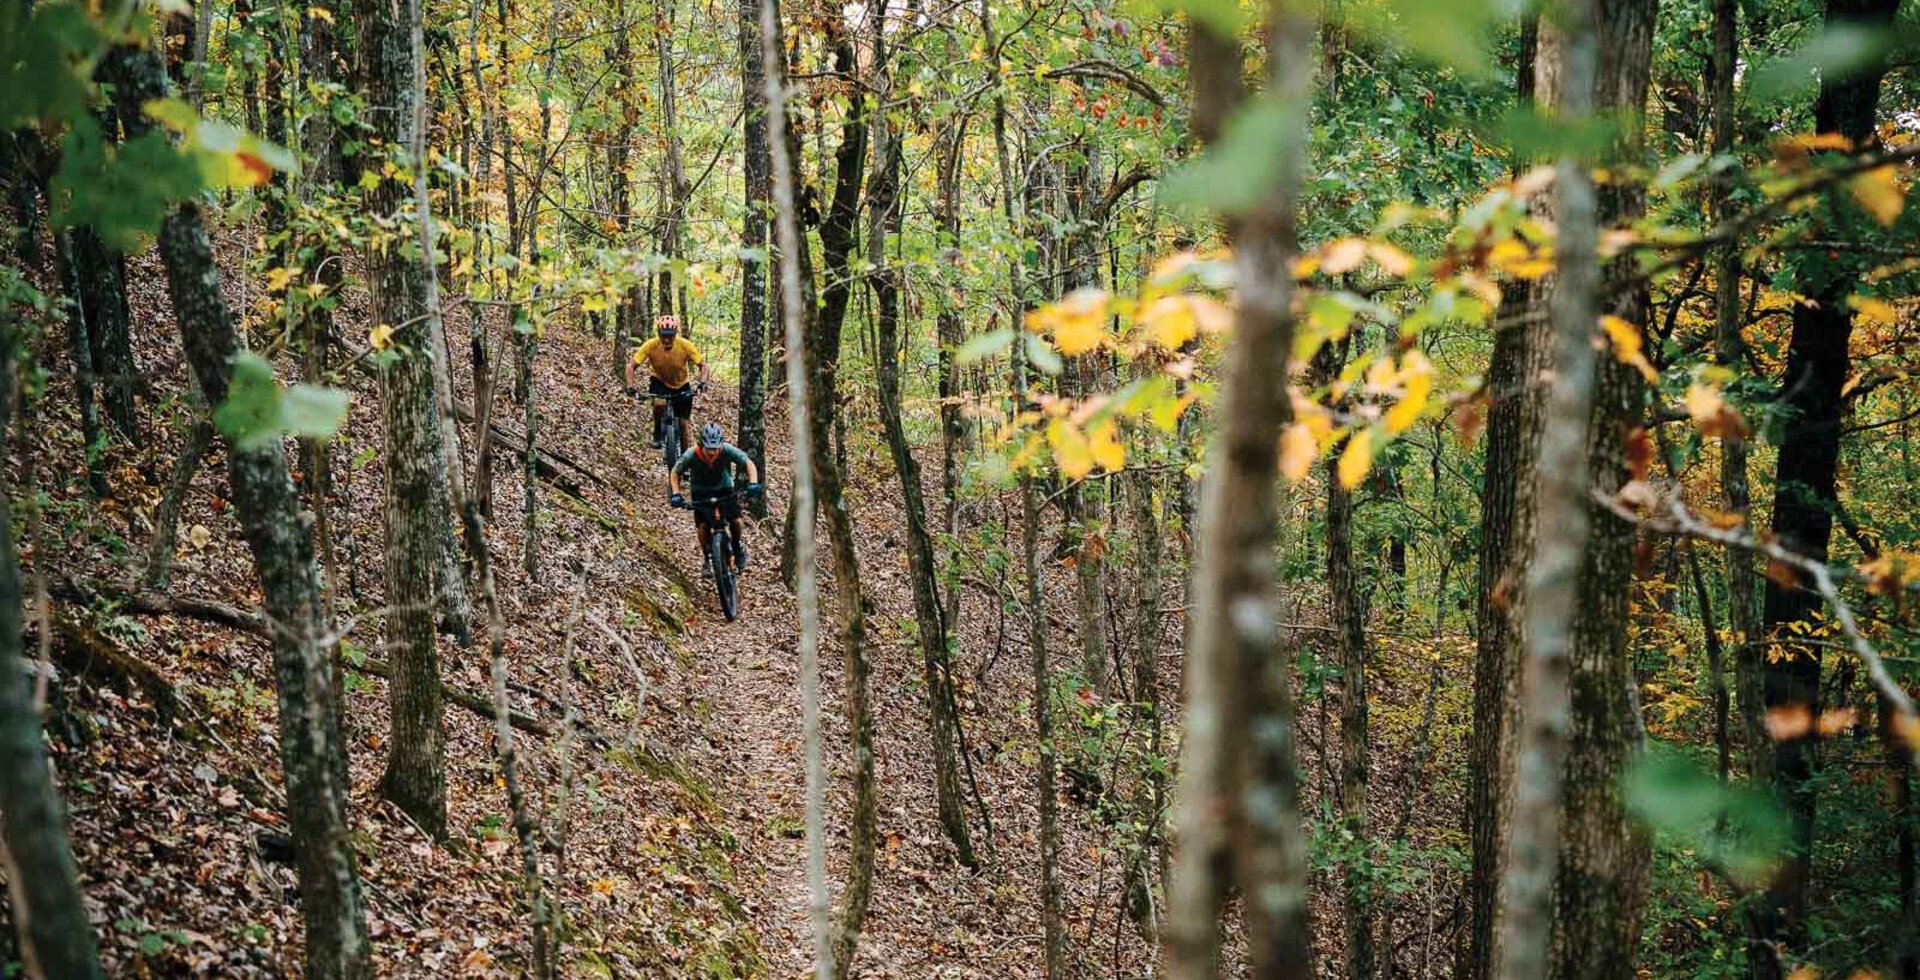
[669,423,761,577]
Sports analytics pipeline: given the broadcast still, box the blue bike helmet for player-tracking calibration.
[699,422,725,449]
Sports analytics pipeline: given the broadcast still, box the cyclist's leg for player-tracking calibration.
[674,388,697,449]
[695,517,715,575]
[650,399,666,445]
[728,515,749,568]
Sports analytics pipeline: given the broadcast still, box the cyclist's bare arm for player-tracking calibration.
[745,458,759,484]
[624,358,640,388]
[698,360,712,386]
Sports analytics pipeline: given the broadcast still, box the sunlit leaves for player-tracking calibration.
[1336,428,1374,489]
[1848,165,1905,227]
[1601,315,1659,383]
[1137,293,1229,349]
[1279,423,1317,483]
[1026,288,1110,355]
[1683,381,1747,440]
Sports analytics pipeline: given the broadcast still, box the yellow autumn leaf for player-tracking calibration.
[1027,288,1109,356]
[1489,239,1554,279]
[1279,423,1317,483]
[1087,418,1126,473]
[1321,237,1369,275]
[1848,165,1904,226]
[1337,428,1374,489]
[1601,315,1659,382]
[1138,295,1197,350]
[1850,294,1899,327]
[1385,355,1432,435]
[306,4,334,21]
[1047,419,1097,480]
[264,266,300,292]
[1367,242,1414,277]
[369,324,395,350]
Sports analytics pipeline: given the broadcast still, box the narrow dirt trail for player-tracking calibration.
[618,380,820,974]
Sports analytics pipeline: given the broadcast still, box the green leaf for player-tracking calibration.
[1625,744,1789,887]
[952,328,1014,366]
[280,384,351,440]
[214,353,286,450]
[1024,333,1063,376]
[1750,24,1893,102]
[1164,97,1300,213]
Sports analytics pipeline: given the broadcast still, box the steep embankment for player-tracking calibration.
[16,231,1165,977]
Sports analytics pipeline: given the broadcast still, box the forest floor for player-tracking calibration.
[14,231,1186,977]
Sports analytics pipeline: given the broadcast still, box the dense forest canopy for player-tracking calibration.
[4,0,1920,975]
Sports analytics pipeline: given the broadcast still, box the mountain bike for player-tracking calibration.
[681,489,747,621]
[649,381,705,470]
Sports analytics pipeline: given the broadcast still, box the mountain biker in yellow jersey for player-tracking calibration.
[624,314,710,452]
[670,423,762,577]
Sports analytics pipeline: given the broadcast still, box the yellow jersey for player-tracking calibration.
[634,336,704,389]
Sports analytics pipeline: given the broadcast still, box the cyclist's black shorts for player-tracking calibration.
[691,493,743,528]
[648,377,696,419]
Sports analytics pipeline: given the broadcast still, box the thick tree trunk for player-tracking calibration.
[0,326,106,980]
[1164,5,1315,977]
[1756,0,1899,963]
[736,0,770,516]
[72,227,135,439]
[109,44,373,978]
[363,0,451,838]
[1547,1,1658,972]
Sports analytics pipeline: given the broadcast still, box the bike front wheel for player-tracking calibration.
[710,527,738,622]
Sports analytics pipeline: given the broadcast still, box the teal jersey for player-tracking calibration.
[673,444,752,494]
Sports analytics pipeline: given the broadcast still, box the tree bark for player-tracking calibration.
[866,32,975,870]
[52,230,109,498]
[736,0,770,516]
[1754,0,1901,962]
[1707,0,1767,789]
[0,324,106,980]
[1329,426,1374,979]
[362,0,452,837]
[1461,21,1539,979]
[1164,5,1315,977]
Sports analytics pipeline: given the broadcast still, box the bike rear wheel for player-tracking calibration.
[710,527,738,621]
[661,411,682,470]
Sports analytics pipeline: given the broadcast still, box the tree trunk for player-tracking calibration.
[1164,5,1315,977]
[1329,426,1374,979]
[865,34,975,871]
[655,0,688,320]
[52,230,109,498]
[1755,0,1899,964]
[363,0,451,838]
[1462,20,1539,980]
[736,0,770,516]
[808,25,878,970]
[1707,0,1767,788]
[72,227,135,439]
[143,417,214,593]
[0,324,106,980]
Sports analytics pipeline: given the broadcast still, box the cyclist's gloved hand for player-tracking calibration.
[747,482,763,495]
[623,385,638,397]
[670,493,686,509]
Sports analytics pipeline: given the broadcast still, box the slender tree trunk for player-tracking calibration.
[52,230,108,498]
[1328,426,1374,979]
[1707,0,1767,788]
[655,0,688,319]
[975,0,1065,969]
[934,116,970,629]
[736,0,770,516]
[1124,465,1167,932]
[0,324,106,980]
[1164,5,1315,977]
[760,6,833,977]
[1755,0,1900,961]
[143,417,215,593]
[807,25,878,970]
[866,42,975,870]
[1462,20,1539,979]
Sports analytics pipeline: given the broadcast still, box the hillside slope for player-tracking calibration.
[14,235,1165,977]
